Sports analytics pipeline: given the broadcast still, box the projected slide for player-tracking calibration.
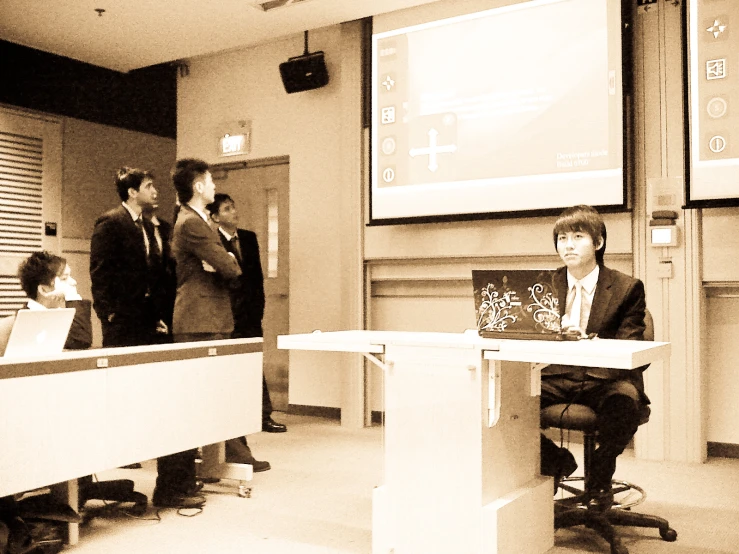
[371,0,625,222]
[687,0,739,206]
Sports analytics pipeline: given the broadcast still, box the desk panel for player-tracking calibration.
[0,370,107,497]
[0,339,263,498]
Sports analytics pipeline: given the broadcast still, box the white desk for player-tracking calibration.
[0,338,263,542]
[278,330,670,554]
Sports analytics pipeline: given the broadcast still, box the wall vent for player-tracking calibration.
[0,130,43,316]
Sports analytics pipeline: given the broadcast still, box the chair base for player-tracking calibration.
[558,477,646,510]
[555,502,677,554]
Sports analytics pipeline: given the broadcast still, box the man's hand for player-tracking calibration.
[156,320,169,334]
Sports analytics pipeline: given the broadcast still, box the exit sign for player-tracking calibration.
[218,132,250,157]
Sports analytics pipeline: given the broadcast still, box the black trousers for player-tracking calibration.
[541,374,643,490]
[101,300,159,348]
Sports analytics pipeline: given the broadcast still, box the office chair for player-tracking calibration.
[540,310,677,554]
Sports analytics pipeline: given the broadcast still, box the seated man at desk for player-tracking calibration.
[541,205,648,508]
[0,251,68,349]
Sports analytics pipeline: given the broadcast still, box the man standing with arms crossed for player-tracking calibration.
[170,159,270,485]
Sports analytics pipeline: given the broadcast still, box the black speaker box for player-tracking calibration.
[279,51,329,94]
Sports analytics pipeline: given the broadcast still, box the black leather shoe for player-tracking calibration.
[185,480,205,496]
[251,460,271,472]
[262,418,287,433]
[152,491,206,509]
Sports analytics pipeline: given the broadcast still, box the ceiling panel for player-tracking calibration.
[0,0,442,73]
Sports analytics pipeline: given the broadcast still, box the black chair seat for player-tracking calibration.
[541,404,599,432]
[542,403,651,433]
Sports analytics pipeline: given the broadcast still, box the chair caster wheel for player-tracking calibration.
[660,527,677,542]
[238,484,252,498]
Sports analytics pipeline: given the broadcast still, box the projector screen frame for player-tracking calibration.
[367,0,634,226]
[683,0,739,210]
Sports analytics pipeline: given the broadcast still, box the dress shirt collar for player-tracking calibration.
[121,201,142,222]
[149,215,160,227]
[186,203,210,224]
[567,264,600,296]
[26,299,47,310]
[219,227,234,241]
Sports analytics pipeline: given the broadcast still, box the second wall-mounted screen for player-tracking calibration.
[686,0,739,207]
[371,0,626,224]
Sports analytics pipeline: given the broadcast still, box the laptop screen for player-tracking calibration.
[2,308,76,358]
[472,269,562,339]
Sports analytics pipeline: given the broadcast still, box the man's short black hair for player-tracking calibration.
[17,251,60,299]
[115,167,152,202]
[552,205,607,265]
[172,158,209,205]
[206,193,235,216]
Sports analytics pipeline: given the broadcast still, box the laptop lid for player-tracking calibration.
[3,308,76,358]
[472,269,563,340]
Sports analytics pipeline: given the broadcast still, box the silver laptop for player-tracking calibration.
[3,308,76,358]
[472,269,568,341]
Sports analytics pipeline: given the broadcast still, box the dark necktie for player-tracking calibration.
[135,217,150,258]
[231,235,243,264]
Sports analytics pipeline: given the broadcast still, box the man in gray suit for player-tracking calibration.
[168,159,270,486]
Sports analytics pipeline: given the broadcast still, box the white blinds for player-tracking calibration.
[0,131,43,316]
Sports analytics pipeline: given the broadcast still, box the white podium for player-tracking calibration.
[278,331,670,554]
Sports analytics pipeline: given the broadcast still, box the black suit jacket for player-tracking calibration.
[90,205,155,325]
[219,228,266,338]
[147,217,176,329]
[547,265,649,401]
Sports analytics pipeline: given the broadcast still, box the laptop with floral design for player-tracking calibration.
[472,269,565,340]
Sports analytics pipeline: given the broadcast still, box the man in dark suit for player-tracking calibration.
[207,193,287,433]
[91,168,202,509]
[541,205,648,508]
[90,167,169,347]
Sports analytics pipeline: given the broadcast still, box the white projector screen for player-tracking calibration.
[686,0,739,208]
[370,0,627,224]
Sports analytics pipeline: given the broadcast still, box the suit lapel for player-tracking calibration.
[554,268,568,326]
[586,266,613,334]
[119,206,147,262]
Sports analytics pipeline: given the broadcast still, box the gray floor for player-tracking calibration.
[69,414,739,553]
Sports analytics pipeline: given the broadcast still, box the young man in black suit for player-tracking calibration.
[208,193,287,434]
[91,168,204,509]
[541,205,649,509]
[90,167,169,347]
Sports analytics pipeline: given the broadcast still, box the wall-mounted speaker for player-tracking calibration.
[279,51,329,94]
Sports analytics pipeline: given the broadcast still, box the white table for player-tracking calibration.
[0,338,263,542]
[278,330,671,554]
